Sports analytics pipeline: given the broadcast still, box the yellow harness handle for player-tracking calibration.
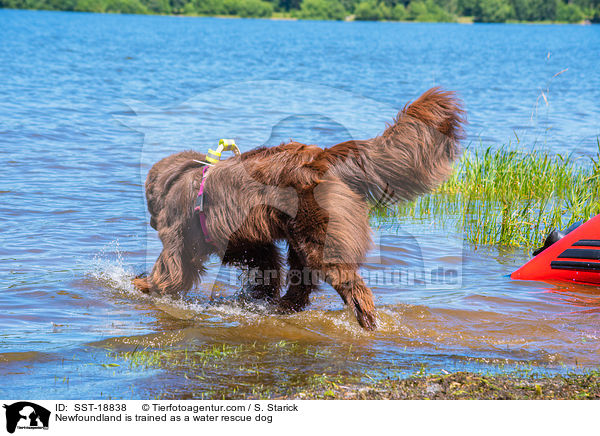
[206,139,240,164]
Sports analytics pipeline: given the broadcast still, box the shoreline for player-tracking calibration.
[1,8,595,25]
[263,371,600,400]
[104,346,600,400]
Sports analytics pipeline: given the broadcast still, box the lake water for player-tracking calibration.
[1,9,600,399]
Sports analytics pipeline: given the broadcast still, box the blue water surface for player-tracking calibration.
[1,9,600,398]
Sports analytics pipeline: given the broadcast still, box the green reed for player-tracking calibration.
[375,141,600,248]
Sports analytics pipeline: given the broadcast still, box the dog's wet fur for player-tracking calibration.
[133,88,465,330]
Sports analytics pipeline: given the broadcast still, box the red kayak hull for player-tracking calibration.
[511,215,600,285]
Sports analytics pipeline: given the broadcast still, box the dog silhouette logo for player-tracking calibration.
[3,402,50,434]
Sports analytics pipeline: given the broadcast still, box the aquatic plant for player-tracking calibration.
[376,142,600,248]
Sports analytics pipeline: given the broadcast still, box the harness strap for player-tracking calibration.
[194,139,240,244]
[194,165,213,244]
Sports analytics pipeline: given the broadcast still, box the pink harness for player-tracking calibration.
[194,165,213,244]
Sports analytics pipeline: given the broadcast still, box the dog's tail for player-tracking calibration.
[322,87,466,206]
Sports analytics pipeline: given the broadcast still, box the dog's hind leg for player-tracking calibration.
[282,179,376,329]
[281,230,377,329]
[325,267,376,330]
[222,243,283,302]
[283,240,377,329]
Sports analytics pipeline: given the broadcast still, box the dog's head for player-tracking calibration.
[145,150,207,230]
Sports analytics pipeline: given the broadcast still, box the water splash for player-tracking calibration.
[88,240,139,295]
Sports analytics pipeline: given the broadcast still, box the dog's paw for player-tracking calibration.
[355,309,377,330]
[241,283,280,304]
[276,297,305,314]
[132,275,151,293]
[352,297,377,331]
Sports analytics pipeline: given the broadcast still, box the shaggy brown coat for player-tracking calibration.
[133,87,465,330]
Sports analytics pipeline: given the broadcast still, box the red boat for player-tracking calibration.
[511,214,600,285]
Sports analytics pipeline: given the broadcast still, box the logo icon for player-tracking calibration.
[3,402,50,434]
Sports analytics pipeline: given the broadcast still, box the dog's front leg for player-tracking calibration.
[133,228,199,296]
[279,245,318,312]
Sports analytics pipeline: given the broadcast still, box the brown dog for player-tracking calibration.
[133,88,465,330]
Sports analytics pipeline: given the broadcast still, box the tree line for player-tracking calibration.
[2,0,599,22]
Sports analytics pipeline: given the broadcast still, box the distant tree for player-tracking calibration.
[378,0,390,16]
[556,0,585,21]
[182,1,196,12]
[278,0,302,10]
[408,0,426,17]
[104,0,148,13]
[296,0,347,19]
[169,0,189,12]
[571,0,599,20]
[74,0,106,11]
[392,2,406,18]
[193,0,225,13]
[512,0,556,21]
[238,0,273,16]
[474,0,514,21]
[337,0,356,13]
[433,0,456,14]
[457,0,477,15]
[45,0,77,9]
[142,0,171,13]
[222,0,239,12]
[354,0,382,19]
[571,0,597,6]
[408,0,455,21]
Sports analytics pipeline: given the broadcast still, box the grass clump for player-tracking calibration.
[103,341,363,399]
[382,143,600,248]
[113,343,245,370]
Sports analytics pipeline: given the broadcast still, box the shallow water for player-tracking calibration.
[1,10,600,399]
